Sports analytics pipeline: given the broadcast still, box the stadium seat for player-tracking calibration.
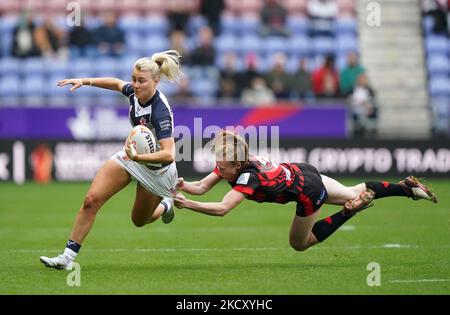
[335,16,357,34]
[429,76,450,96]
[187,15,208,37]
[425,36,448,54]
[239,15,261,36]
[118,15,142,34]
[313,37,336,55]
[263,37,290,56]
[0,57,20,75]
[427,54,450,75]
[158,81,178,97]
[240,35,263,56]
[72,58,93,76]
[215,35,239,55]
[287,15,309,35]
[423,15,434,34]
[140,35,170,56]
[94,57,120,76]
[140,15,169,35]
[22,75,46,96]
[337,35,358,53]
[22,58,45,75]
[191,78,218,98]
[220,14,239,36]
[0,75,20,97]
[289,35,311,57]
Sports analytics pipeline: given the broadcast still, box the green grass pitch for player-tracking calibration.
[0,179,449,294]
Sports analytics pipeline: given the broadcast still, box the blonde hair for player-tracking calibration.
[134,50,183,82]
[211,130,249,164]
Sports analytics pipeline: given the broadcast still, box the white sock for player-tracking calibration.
[64,248,78,262]
[161,198,173,214]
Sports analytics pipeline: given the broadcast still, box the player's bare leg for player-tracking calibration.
[321,175,366,205]
[289,209,321,251]
[40,160,131,270]
[131,183,163,226]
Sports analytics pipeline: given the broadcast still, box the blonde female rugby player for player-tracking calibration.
[175,130,438,252]
[40,50,183,270]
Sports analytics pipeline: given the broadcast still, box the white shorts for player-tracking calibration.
[111,149,178,199]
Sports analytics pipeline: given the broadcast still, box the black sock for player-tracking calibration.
[311,210,352,242]
[365,182,411,199]
[66,239,81,253]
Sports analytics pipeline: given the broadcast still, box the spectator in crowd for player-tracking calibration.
[422,0,448,35]
[237,53,262,96]
[260,0,290,37]
[167,0,194,33]
[34,17,66,59]
[200,0,225,35]
[241,76,276,106]
[349,73,377,138]
[171,77,195,104]
[68,17,95,58]
[218,52,240,100]
[312,55,339,98]
[11,11,40,58]
[339,52,365,97]
[291,58,313,99]
[190,26,216,66]
[265,53,292,99]
[307,0,338,37]
[170,30,191,65]
[94,12,125,57]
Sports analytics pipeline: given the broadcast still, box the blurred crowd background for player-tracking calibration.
[0,0,449,139]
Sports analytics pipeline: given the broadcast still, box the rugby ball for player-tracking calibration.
[128,125,157,154]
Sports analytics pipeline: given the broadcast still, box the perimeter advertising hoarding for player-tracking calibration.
[0,140,448,183]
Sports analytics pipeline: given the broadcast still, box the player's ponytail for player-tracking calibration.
[211,130,249,164]
[134,50,183,82]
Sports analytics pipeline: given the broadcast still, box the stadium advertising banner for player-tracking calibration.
[0,140,449,183]
[0,105,347,140]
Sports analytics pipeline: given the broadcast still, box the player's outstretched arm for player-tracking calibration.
[174,189,246,216]
[177,172,222,195]
[57,77,127,92]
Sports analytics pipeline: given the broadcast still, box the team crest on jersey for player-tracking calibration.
[236,173,250,185]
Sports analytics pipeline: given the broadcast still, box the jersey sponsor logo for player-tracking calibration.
[281,166,291,181]
[159,119,172,131]
[236,173,250,185]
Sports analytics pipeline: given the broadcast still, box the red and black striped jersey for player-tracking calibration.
[213,155,307,204]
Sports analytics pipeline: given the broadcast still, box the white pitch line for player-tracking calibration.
[5,244,450,254]
[389,279,450,283]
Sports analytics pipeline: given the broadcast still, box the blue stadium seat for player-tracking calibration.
[422,15,434,34]
[45,60,69,77]
[313,37,336,55]
[287,16,309,35]
[71,58,93,77]
[158,81,178,96]
[238,15,261,36]
[335,17,357,35]
[187,15,208,37]
[22,58,45,75]
[94,57,120,76]
[0,15,19,33]
[0,75,20,97]
[140,15,169,35]
[337,35,358,53]
[126,33,141,53]
[240,35,263,56]
[429,76,450,96]
[263,37,290,56]
[215,35,239,54]
[140,35,170,56]
[215,53,245,71]
[118,15,142,34]
[0,31,13,57]
[289,35,311,57]
[191,78,218,98]
[22,75,46,96]
[425,36,448,54]
[220,15,239,36]
[427,54,450,75]
[0,57,19,75]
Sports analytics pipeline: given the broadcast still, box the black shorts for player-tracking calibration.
[294,163,328,217]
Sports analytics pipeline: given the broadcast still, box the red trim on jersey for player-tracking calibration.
[382,181,390,188]
[213,166,222,177]
[233,185,255,196]
[298,193,315,216]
